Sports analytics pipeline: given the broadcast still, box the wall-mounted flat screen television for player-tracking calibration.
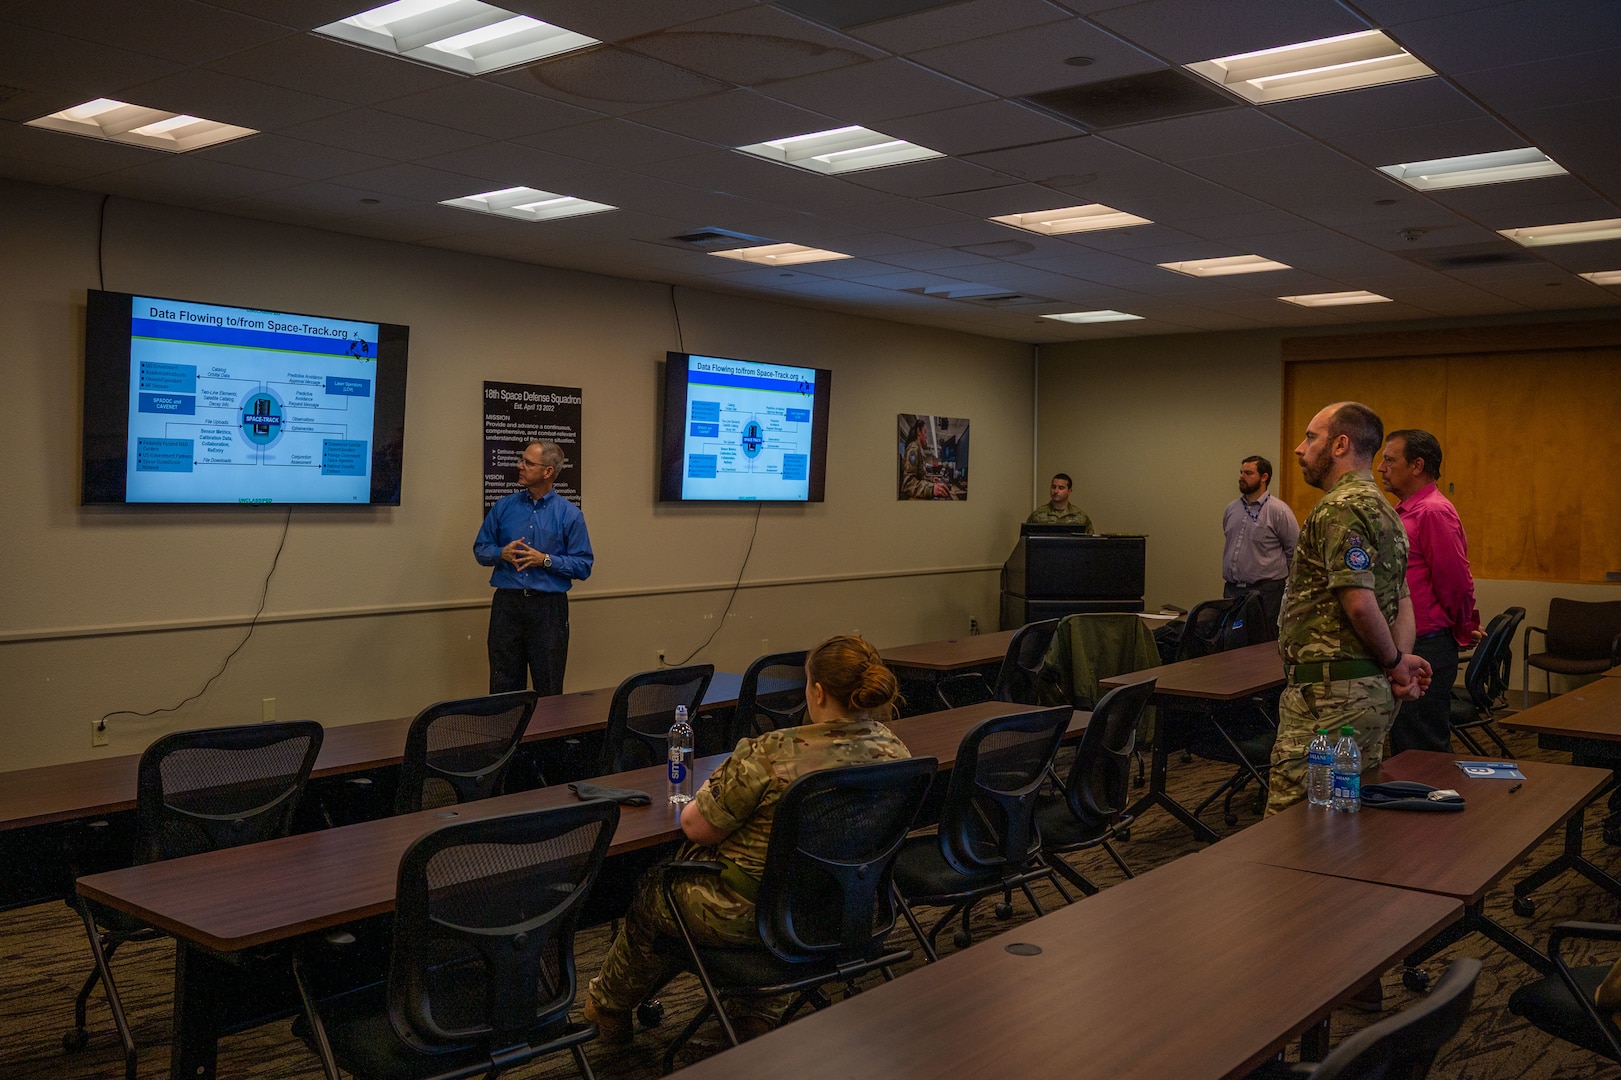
[659,351,831,502]
[82,289,409,505]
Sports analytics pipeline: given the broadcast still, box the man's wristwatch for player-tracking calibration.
[541,553,553,570]
[1383,650,1402,670]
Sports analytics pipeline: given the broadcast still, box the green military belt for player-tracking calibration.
[716,856,760,903]
[1286,659,1384,684]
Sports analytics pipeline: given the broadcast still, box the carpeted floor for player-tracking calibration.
[4,717,1620,1080]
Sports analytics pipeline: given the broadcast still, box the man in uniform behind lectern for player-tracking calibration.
[1027,473,1094,531]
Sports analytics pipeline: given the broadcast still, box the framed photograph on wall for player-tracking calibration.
[897,413,969,501]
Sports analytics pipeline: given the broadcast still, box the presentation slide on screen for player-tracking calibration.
[125,297,379,503]
[682,355,817,501]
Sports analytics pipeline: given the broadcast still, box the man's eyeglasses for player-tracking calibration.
[520,458,547,468]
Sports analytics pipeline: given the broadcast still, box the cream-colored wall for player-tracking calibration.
[1037,315,1621,693]
[0,180,1032,770]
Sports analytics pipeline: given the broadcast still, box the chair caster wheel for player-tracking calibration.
[994,902,1014,920]
[1513,896,1536,918]
[1604,817,1621,847]
[952,930,973,949]
[1116,827,1131,842]
[637,1000,664,1028]
[63,1029,89,1052]
[1402,967,1430,993]
[1224,814,1239,827]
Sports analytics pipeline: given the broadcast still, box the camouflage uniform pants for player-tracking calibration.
[587,864,776,1023]
[1267,675,1395,816]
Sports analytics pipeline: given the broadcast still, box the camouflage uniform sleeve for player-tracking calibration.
[1077,510,1094,534]
[694,733,775,835]
[1321,499,1381,592]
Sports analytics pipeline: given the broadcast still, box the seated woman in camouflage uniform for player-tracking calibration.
[584,634,911,1044]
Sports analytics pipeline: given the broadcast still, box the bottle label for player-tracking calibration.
[1331,771,1360,801]
[668,759,687,785]
[1308,748,1332,766]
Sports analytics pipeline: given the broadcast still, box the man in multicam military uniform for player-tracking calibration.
[901,416,949,499]
[1267,402,1432,816]
[1026,473,1095,531]
[585,636,909,1044]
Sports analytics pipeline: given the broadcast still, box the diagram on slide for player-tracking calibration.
[682,356,816,500]
[125,297,378,503]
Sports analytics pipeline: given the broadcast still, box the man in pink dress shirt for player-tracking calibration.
[1378,429,1483,753]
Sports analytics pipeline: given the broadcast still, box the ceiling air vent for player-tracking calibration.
[777,0,962,30]
[667,227,774,251]
[1403,243,1540,272]
[0,84,29,105]
[904,284,1056,308]
[1022,69,1239,131]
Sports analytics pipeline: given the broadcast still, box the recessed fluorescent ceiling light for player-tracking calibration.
[1041,310,1144,323]
[991,204,1152,236]
[441,187,615,221]
[1158,255,1291,277]
[1579,270,1621,286]
[1499,218,1621,247]
[1378,148,1567,191]
[1278,290,1392,307]
[26,98,256,152]
[709,243,852,266]
[735,126,942,175]
[1186,30,1433,104]
[316,0,598,75]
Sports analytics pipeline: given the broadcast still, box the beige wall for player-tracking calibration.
[0,180,1032,770]
[1036,314,1621,693]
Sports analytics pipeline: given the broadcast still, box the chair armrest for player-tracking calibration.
[1523,624,1546,658]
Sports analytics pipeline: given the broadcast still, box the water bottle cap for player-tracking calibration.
[1339,725,1356,736]
[676,704,688,717]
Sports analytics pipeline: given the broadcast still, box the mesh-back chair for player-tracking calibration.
[1509,921,1621,1063]
[1169,596,1278,826]
[294,801,617,1080]
[596,665,714,776]
[1035,680,1156,897]
[935,619,1061,711]
[891,707,1072,959]
[395,690,538,815]
[1449,609,1523,757]
[1256,959,1481,1079]
[655,757,936,1072]
[1523,598,1621,707]
[726,651,807,748]
[65,721,324,1079]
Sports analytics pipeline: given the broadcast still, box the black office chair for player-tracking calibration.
[891,707,1072,959]
[1036,680,1156,897]
[655,757,936,1073]
[64,721,324,1080]
[293,801,617,1080]
[935,619,1062,710]
[726,650,807,747]
[1523,598,1621,708]
[1253,958,1481,1079]
[394,690,538,814]
[1508,921,1621,1062]
[1449,608,1523,757]
[596,664,714,776]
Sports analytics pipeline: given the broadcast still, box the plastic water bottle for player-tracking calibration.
[1330,724,1362,813]
[667,704,694,805]
[1306,729,1334,808]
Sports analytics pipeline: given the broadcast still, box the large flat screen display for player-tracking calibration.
[82,289,409,505]
[659,352,831,502]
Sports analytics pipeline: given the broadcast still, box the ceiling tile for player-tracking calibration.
[196,0,367,32]
[1391,0,1621,75]
[759,58,992,125]
[330,162,498,202]
[620,6,882,85]
[647,150,891,211]
[415,140,610,189]
[8,0,290,64]
[909,19,1162,97]
[375,81,602,140]
[850,0,1072,53]
[1326,115,1526,169]
[88,154,294,199]
[842,157,1020,198]
[1451,46,1621,115]
[0,120,162,174]
[118,68,350,131]
[206,34,460,106]
[0,22,179,96]
[1266,79,1484,140]
[628,88,836,145]
[1105,109,1307,162]
[191,133,393,181]
[499,0,759,43]
[1087,0,1369,65]
[519,119,716,167]
[880,100,1085,157]
[282,109,490,161]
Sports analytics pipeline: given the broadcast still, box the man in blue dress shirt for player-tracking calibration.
[474,440,593,695]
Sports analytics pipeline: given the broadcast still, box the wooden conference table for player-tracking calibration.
[0,673,765,835]
[1207,750,1613,973]
[1100,641,1286,843]
[878,629,1016,674]
[75,699,1079,1079]
[669,852,1460,1080]
[1502,675,1621,907]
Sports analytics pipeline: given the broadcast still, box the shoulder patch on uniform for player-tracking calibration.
[1345,546,1371,571]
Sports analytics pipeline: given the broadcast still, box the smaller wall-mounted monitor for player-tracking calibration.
[659,351,831,502]
[82,289,409,505]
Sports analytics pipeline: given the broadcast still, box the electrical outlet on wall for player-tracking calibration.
[91,720,108,748]
[656,649,666,667]
[262,697,276,723]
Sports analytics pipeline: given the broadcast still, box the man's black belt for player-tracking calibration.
[499,587,563,598]
[1285,659,1384,684]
